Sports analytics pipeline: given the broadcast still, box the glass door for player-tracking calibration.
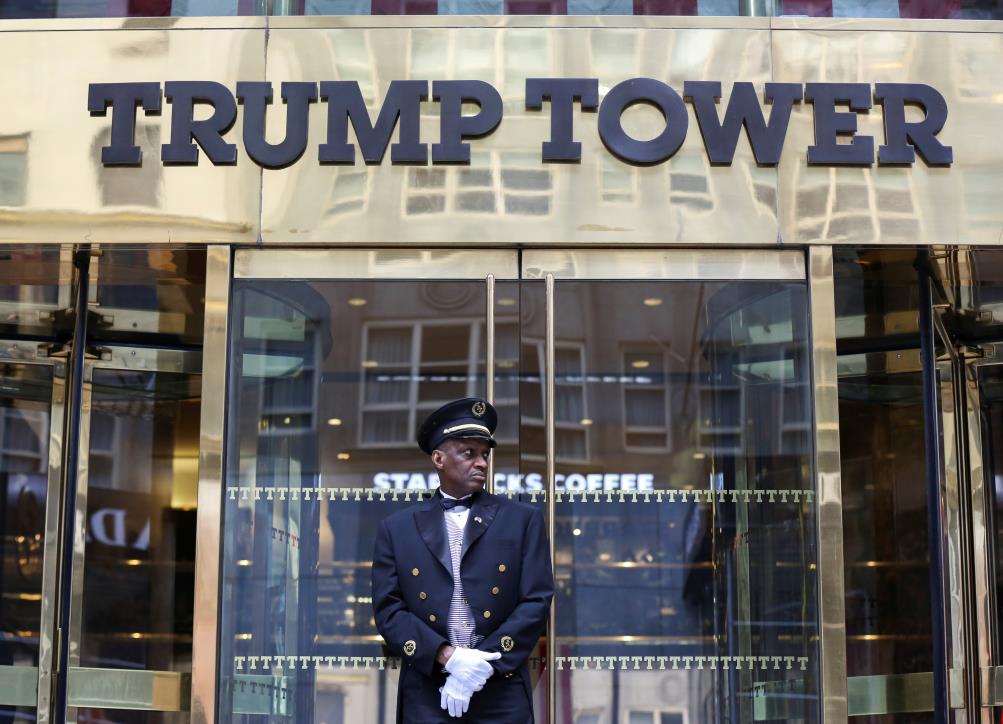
[522,250,829,724]
[214,247,841,723]
[64,346,201,724]
[970,355,1003,719]
[913,249,1003,723]
[0,348,64,722]
[0,246,73,724]
[216,250,521,722]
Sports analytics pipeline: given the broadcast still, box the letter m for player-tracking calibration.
[319,80,427,164]
[684,81,802,165]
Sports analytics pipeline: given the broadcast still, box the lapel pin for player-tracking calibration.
[474,516,483,523]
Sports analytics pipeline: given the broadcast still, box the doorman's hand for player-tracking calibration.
[439,675,472,718]
[444,647,501,691]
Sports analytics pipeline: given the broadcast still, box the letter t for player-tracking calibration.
[88,82,162,166]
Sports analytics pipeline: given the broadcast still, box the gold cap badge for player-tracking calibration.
[472,401,486,417]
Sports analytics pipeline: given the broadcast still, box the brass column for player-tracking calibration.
[545,274,556,724]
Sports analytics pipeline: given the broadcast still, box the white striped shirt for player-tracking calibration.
[441,492,481,648]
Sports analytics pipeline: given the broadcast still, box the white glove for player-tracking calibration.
[439,675,472,718]
[444,647,502,692]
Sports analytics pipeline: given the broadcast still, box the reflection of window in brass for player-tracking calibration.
[667,151,713,214]
[94,126,160,208]
[0,134,27,207]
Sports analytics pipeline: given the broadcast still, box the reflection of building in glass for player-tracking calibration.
[221,274,818,723]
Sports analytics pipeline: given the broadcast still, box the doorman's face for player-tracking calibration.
[432,438,491,498]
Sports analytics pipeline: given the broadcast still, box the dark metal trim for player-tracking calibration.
[917,249,950,724]
[50,247,91,723]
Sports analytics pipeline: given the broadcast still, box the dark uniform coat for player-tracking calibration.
[372,491,553,724]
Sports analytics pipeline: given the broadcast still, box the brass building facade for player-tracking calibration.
[0,5,1002,724]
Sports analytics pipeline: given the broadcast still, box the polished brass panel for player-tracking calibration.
[261,24,776,248]
[983,665,1003,706]
[969,358,1003,708]
[266,15,773,30]
[89,346,202,374]
[847,673,934,716]
[37,367,66,720]
[769,16,1003,33]
[0,19,995,247]
[523,249,805,280]
[234,249,519,280]
[950,666,967,710]
[544,273,556,724]
[0,341,59,365]
[774,27,1003,247]
[67,374,92,675]
[486,273,495,495]
[0,665,40,707]
[808,247,848,724]
[67,667,191,712]
[935,354,971,688]
[191,247,231,724]
[0,29,263,246]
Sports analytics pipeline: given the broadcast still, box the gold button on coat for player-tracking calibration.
[429,614,437,622]
[419,592,427,600]
[498,564,506,572]
[412,568,419,576]
[492,586,500,594]
[483,611,491,619]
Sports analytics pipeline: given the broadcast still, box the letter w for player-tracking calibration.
[684,82,802,166]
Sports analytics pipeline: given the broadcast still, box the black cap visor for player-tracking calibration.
[444,430,497,448]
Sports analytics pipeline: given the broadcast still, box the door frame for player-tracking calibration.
[946,336,1003,717]
[195,245,847,724]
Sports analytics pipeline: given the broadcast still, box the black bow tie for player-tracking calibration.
[440,496,473,511]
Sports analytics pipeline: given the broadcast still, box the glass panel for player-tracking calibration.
[72,367,200,724]
[980,364,1003,716]
[0,363,54,718]
[520,278,818,723]
[92,249,206,346]
[834,248,936,723]
[219,279,527,723]
[0,246,69,341]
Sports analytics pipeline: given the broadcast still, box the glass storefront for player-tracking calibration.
[217,250,819,722]
[3,2,1003,719]
[5,243,1003,722]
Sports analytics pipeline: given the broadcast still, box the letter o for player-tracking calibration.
[598,78,688,165]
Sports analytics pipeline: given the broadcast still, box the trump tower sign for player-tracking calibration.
[89,78,953,170]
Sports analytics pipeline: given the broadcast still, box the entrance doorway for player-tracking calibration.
[0,247,205,724]
[212,248,842,723]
